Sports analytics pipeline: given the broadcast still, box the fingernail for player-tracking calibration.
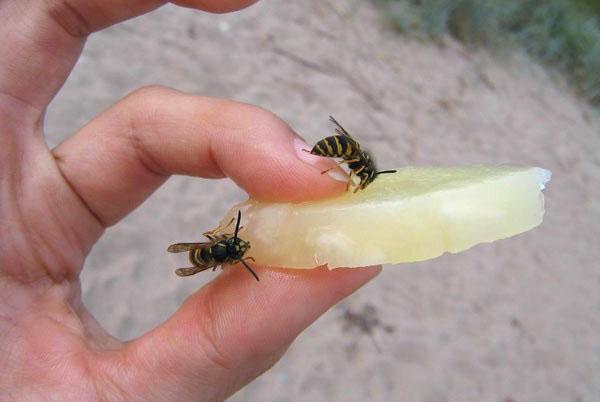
[327,168,350,182]
[293,138,348,183]
[293,137,323,166]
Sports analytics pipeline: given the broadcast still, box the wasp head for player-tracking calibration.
[358,150,377,183]
[227,237,250,260]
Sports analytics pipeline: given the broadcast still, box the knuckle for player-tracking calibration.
[125,85,180,106]
[47,0,92,38]
[196,295,235,372]
[233,104,289,139]
[117,86,179,176]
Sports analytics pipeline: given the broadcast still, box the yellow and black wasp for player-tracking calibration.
[308,116,396,192]
[167,211,259,281]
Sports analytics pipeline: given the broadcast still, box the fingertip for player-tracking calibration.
[172,0,260,13]
[292,137,349,183]
[210,109,348,202]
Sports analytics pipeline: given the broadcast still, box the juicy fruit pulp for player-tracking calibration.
[223,167,551,269]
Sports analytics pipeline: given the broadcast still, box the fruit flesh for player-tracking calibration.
[222,166,551,269]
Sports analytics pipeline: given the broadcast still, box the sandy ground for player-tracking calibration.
[45,1,600,401]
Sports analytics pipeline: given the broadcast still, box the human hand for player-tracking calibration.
[0,1,380,401]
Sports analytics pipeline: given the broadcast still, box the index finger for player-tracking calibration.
[52,86,345,227]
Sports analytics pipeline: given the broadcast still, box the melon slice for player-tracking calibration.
[222,166,551,269]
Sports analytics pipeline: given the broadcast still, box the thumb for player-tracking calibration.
[124,265,381,401]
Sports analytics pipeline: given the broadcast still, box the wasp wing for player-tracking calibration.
[329,115,355,139]
[167,242,211,253]
[175,266,213,277]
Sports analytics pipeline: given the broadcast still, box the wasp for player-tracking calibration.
[167,211,259,281]
[307,116,396,192]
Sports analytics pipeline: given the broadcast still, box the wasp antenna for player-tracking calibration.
[377,170,397,175]
[241,259,260,281]
[234,210,242,239]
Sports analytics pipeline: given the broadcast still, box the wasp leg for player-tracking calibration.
[353,179,363,193]
[353,175,369,193]
[346,171,358,192]
[240,259,260,282]
[209,233,230,241]
[220,226,243,238]
[203,217,236,239]
[175,266,212,277]
[208,226,243,242]
[320,158,359,175]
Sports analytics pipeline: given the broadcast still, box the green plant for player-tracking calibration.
[377,0,600,105]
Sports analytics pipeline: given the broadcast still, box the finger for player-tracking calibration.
[52,86,345,227]
[48,0,259,33]
[125,265,381,401]
[172,0,259,13]
[0,0,258,116]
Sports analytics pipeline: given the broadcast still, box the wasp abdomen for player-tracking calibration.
[311,135,356,158]
[200,247,211,262]
[190,247,209,267]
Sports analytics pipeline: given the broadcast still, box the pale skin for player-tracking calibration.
[0,1,381,401]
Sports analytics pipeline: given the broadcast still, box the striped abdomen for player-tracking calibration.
[310,135,359,159]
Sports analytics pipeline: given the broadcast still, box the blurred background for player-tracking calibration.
[45,1,599,401]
